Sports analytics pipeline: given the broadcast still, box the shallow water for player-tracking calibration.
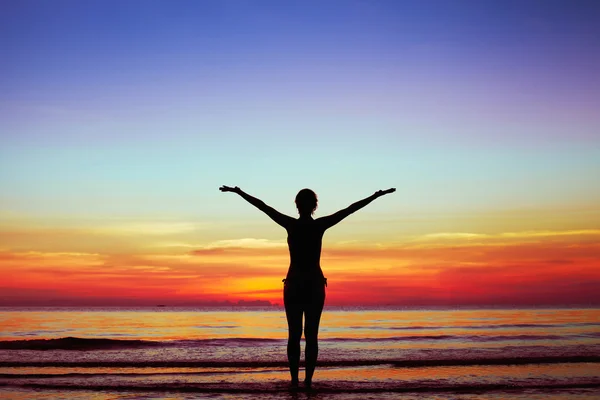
[1,307,599,399]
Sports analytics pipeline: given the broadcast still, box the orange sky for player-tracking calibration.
[2,206,599,307]
[2,1,600,308]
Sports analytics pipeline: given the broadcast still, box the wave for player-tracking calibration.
[193,325,238,329]
[1,332,597,351]
[0,337,163,350]
[0,337,280,350]
[326,334,575,342]
[1,380,599,394]
[0,369,288,379]
[1,355,599,368]
[349,322,600,330]
[179,338,280,346]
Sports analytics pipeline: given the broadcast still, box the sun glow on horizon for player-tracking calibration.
[2,206,599,307]
[1,1,599,307]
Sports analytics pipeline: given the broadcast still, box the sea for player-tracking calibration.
[1,307,599,399]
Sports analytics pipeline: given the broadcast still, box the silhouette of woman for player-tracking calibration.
[219,185,395,388]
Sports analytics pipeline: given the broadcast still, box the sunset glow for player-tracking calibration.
[1,1,599,307]
[2,212,599,306]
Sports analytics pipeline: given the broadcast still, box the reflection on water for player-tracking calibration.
[2,307,600,341]
[1,308,599,400]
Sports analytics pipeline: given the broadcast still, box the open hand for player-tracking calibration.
[375,188,396,196]
[219,185,240,193]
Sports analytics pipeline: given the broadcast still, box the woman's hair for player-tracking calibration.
[295,188,318,216]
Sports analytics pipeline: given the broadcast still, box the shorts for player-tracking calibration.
[283,277,327,308]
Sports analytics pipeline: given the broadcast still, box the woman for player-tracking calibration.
[219,185,395,388]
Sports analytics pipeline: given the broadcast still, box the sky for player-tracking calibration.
[1,0,599,306]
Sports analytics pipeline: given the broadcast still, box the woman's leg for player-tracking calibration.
[303,283,326,386]
[284,286,303,385]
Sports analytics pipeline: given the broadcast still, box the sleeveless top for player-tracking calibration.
[284,218,326,283]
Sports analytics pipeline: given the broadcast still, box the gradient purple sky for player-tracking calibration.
[1,1,599,306]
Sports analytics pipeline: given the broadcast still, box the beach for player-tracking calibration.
[1,307,599,399]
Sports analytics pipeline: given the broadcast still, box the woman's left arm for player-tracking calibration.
[317,188,395,230]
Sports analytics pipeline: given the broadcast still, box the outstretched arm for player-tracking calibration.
[318,188,395,230]
[219,186,294,229]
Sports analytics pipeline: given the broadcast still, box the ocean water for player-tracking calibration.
[1,307,599,399]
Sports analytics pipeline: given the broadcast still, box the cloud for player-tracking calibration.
[412,229,600,242]
[92,222,200,236]
[2,223,600,306]
[0,250,105,270]
[398,229,600,250]
[190,238,287,257]
[416,232,488,240]
[204,238,286,249]
[499,229,600,238]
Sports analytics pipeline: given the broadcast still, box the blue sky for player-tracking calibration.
[1,0,599,224]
